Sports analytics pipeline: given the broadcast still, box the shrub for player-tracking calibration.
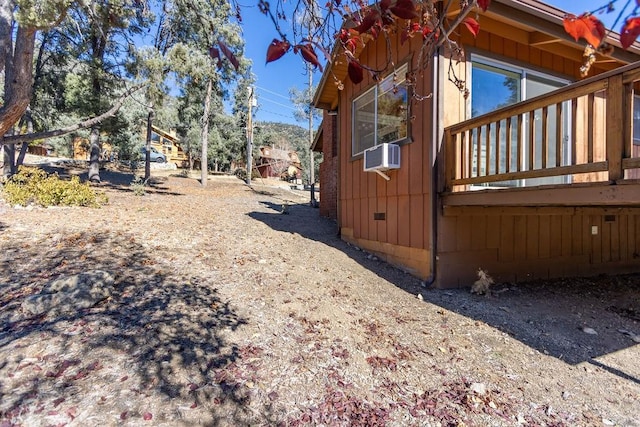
[1,167,108,207]
[130,176,147,196]
[234,168,260,181]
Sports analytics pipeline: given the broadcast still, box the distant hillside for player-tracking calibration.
[254,122,310,151]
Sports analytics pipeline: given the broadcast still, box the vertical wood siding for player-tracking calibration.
[336,26,638,283]
[438,208,640,286]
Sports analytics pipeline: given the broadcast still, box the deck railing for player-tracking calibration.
[442,61,640,193]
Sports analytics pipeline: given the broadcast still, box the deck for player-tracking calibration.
[440,61,640,207]
[435,61,640,286]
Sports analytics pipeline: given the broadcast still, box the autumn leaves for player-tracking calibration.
[263,0,640,86]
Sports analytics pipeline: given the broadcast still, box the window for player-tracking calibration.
[634,96,640,146]
[352,63,409,156]
[470,56,569,186]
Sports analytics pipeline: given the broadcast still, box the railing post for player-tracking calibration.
[442,129,454,193]
[606,74,624,182]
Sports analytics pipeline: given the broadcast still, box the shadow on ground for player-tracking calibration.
[0,229,276,425]
[30,163,183,196]
[249,202,640,384]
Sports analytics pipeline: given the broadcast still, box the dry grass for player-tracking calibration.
[1,166,639,426]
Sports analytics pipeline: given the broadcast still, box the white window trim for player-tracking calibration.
[351,63,409,157]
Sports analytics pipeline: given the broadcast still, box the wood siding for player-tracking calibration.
[438,207,640,286]
[333,14,640,286]
[338,33,433,278]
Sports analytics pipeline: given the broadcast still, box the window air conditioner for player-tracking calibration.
[363,143,401,172]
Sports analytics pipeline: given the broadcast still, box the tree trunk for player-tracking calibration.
[2,141,14,177]
[16,142,28,166]
[200,78,212,187]
[0,25,36,138]
[88,127,101,182]
[15,108,34,167]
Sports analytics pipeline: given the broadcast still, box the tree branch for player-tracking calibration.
[1,83,146,146]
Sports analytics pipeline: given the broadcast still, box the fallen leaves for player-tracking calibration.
[365,355,398,373]
[288,388,391,426]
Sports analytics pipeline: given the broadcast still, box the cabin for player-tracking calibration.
[142,125,188,167]
[255,146,302,180]
[73,138,114,161]
[312,0,640,288]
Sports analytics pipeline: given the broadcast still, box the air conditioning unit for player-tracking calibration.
[363,143,401,172]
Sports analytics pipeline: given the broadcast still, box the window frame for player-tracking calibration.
[468,54,572,187]
[351,63,411,158]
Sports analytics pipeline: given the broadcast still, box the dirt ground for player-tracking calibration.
[0,161,639,426]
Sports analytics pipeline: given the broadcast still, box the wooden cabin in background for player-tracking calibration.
[312,0,640,288]
[255,146,302,180]
[142,125,188,167]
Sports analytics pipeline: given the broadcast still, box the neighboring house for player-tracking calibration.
[73,138,113,161]
[312,0,640,288]
[255,146,302,180]
[142,125,188,167]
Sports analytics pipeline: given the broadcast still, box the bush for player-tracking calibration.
[1,167,108,207]
[233,168,260,181]
[130,176,147,196]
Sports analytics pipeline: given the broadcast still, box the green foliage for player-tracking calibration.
[130,176,147,196]
[2,167,108,207]
[15,0,73,28]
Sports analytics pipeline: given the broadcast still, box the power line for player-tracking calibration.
[257,96,296,110]
[256,108,296,121]
[256,85,291,100]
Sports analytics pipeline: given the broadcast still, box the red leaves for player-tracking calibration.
[563,14,605,48]
[353,9,380,34]
[366,355,398,373]
[217,40,240,71]
[348,61,364,84]
[209,41,239,71]
[621,17,640,49]
[208,47,219,62]
[478,0,491,12]
[401,22,439,45]
[209,47,221,69]
[463,17,480,38]
[338,29,360,53]
[294,44,324,71]
[266,39,291,64]
[390,0,418,20]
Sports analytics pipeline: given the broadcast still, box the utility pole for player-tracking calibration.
[246,87,254,185]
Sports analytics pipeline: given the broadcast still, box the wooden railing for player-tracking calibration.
[442,61,640,193]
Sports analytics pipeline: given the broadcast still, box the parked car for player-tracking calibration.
[140,146,166,163]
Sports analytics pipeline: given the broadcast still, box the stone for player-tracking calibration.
[21,270,115,316]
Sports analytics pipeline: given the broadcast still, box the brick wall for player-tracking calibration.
[319,113,338,220]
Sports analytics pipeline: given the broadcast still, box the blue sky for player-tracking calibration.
[238,0,624,125]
